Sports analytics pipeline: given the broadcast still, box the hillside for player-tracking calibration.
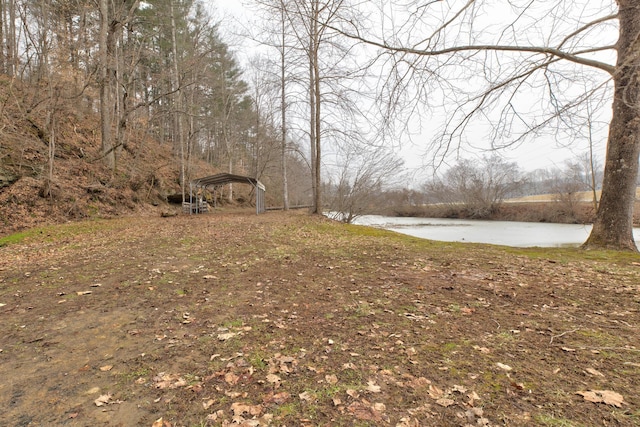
[0,76,218,236]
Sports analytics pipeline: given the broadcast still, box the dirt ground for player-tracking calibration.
[1,210,640,427]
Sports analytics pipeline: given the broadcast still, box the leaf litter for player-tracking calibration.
[1,212,639,426]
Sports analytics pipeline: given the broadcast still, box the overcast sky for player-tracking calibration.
[211,0,613,181]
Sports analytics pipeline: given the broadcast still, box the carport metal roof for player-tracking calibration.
[189,173,266,214]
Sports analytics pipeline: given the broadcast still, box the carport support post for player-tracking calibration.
[253,182,258,215]
[189,183,194,215]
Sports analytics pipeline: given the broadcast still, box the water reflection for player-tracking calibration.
[353,216,640,248]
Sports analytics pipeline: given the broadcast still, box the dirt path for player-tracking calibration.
[1,211,639,426]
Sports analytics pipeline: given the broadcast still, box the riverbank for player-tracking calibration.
[1,211,639,426]
[388,201,640,226]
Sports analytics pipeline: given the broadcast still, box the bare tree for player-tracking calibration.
[326,144,404,223]
[339,1,638,250]
[247,0,299,209]
[98,0,139,171]
[549,160,592,221]
[425,156,524,219]
[263,0,366,214]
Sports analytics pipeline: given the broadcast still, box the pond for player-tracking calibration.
[353,215,640,248]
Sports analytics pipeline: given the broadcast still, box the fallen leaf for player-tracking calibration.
[263,391,291,404]
[508,379,525,389]
[428,384,444,399]
[231,402,263,416]
[576,390,625,407]
[467,391,481,406]
[202,399,215,410]
[325,374,338,385]
[224,372,239,385]
[466,407,484,421]
[225,391,243,398]
[586,368,605,377]
[151,417,171,427]
[366,381,381,393]
[372,402,386,412]
[154,373,187,389]
[397,417,420,427]
[99,365,113,372]
[346,389,359,398]
[266,374,281,388]
[94,394,112,407]
[436,398,455,407]
[348,401,383,422]
[217,332,237,341]
[473,345,491,354]
[452,384,467,393]
[407,377,431,389]
[206,410,224,422]
[496,363,512,371]
[299,391,314,402]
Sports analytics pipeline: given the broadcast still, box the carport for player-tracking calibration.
[187,173,266,214]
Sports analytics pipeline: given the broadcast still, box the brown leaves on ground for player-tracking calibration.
[576,390,625,407]
[348,400,387,422]
[1,212,639,426]
[153,373,189,390]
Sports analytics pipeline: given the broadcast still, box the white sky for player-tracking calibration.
[211,0,614,182]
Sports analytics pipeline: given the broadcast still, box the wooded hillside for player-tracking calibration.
[0,74,205,234]
[0,1,310,235]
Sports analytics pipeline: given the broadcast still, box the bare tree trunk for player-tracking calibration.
[308,31,317,213]
[584,1,640,251]
[313,36,321,214]
[169,0,186,200]
[281,5,289,211]
[0,0,5,73]
[99,0,114,170]
[586,104,599,213]
[308,0,321,214]
[7,0,15,76]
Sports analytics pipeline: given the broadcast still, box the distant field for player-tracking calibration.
[506,187,640,203]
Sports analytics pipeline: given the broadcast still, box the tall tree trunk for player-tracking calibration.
[281,5,289,211]
[99,0,115,170]
[584,0,640,251]
[8,0,15,76]
[309,26,317,213]
[169,0,186,200]
[0,0,5,73]
[313,37,321,215]
[308,0,321,214]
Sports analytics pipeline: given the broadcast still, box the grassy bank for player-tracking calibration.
[1,211,639,426]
